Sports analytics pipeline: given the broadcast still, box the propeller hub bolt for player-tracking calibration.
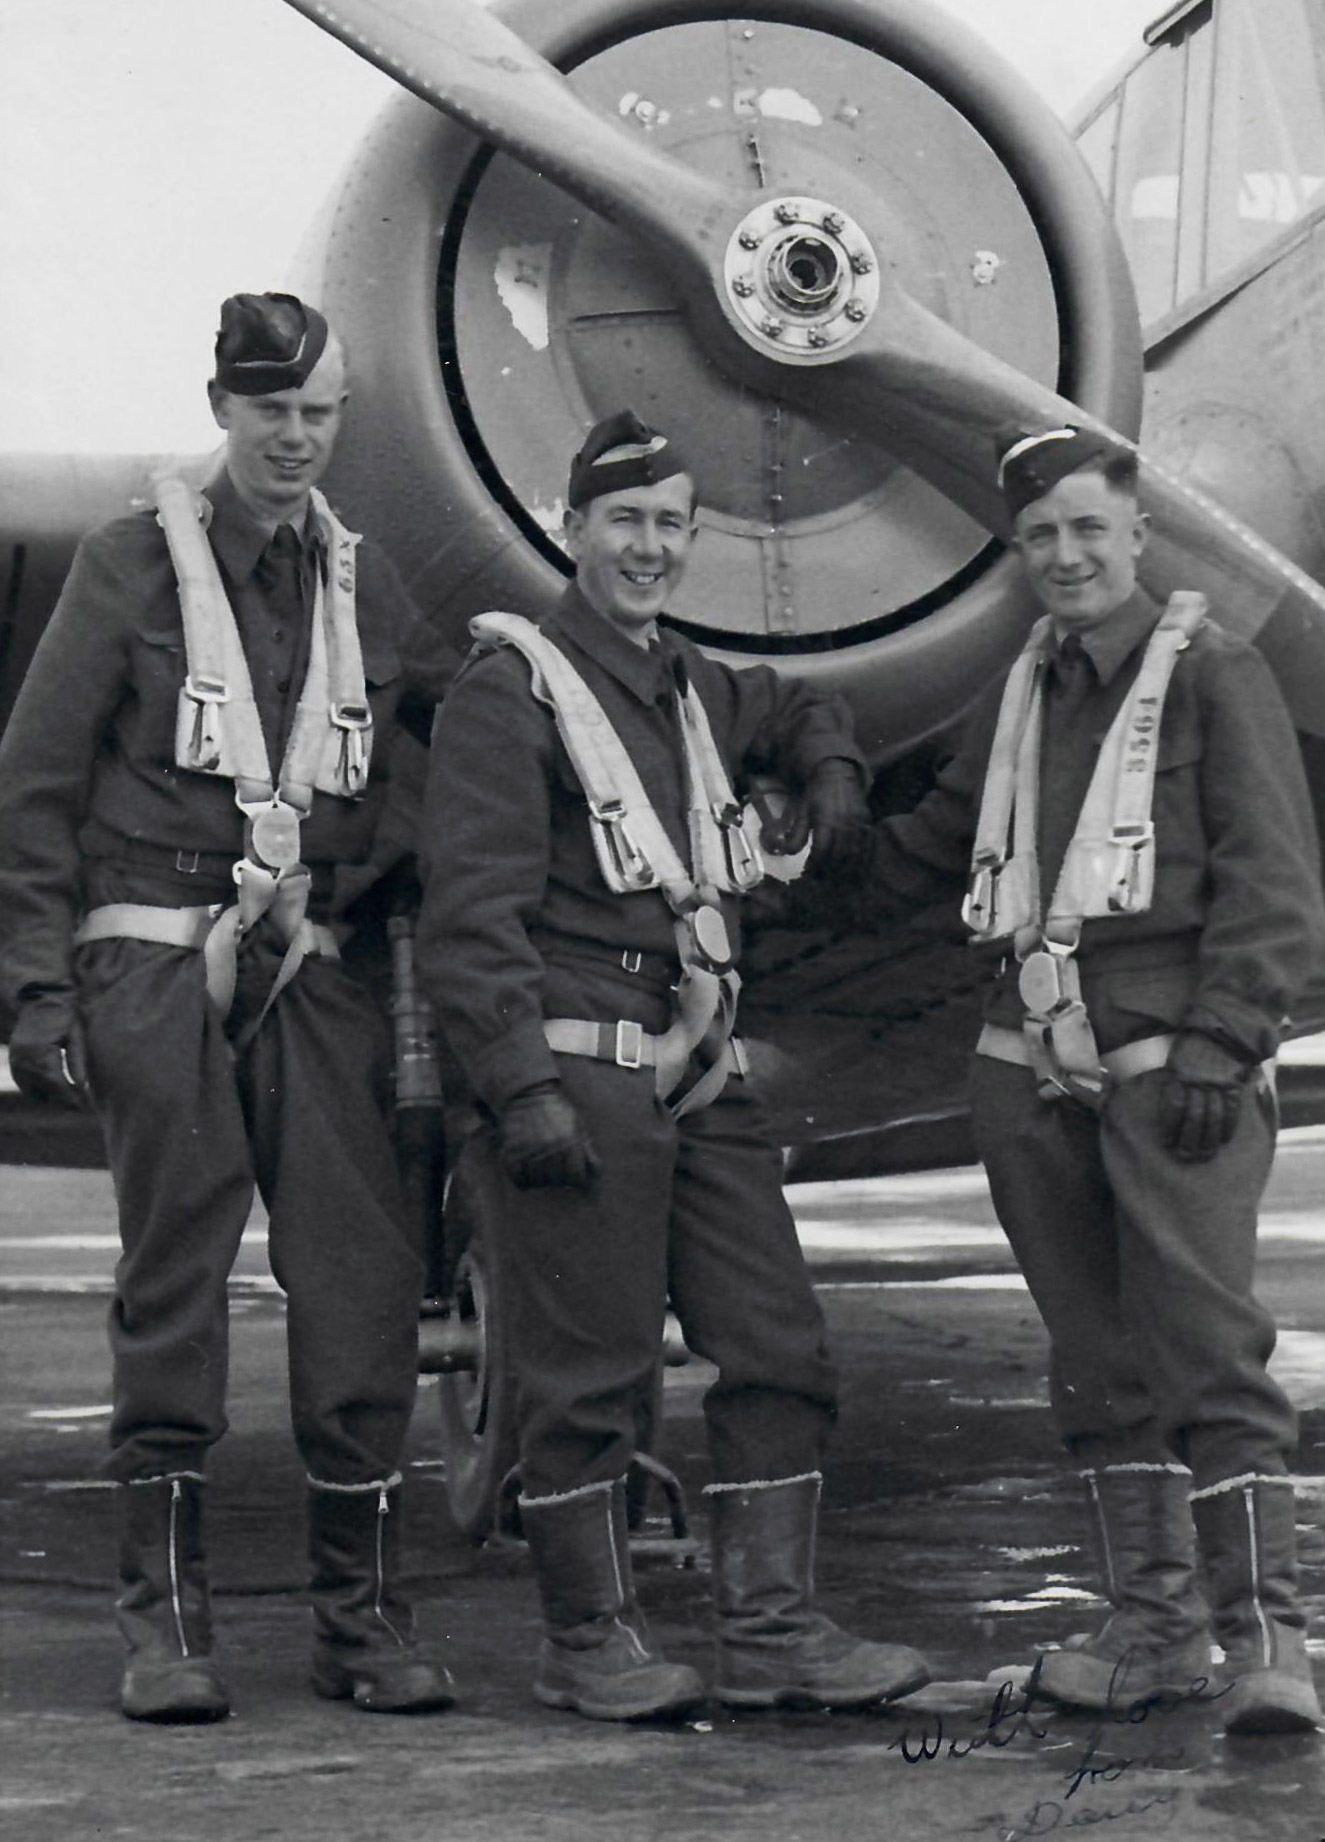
[844,300,867,322]
[822,211,845,235]
[733,278,755,297]
[763,317,785,338]
[807,329,830,349]
[774,202,801,226]
[739,230,760,251]
[850,251,874,276]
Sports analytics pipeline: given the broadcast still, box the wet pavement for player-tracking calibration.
[5,1145,1325,1840]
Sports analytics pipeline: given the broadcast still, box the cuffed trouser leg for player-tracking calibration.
[666,1080,837,1485]
[483,1057,836,1499]
[242,958,427,1485]
[969,1059,1296,1482]
[80,940,255,1481]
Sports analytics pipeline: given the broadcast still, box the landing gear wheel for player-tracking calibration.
[435,1150,519,1541]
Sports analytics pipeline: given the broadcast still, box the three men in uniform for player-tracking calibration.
[4,291,1323,1741]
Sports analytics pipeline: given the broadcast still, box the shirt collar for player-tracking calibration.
[204,468,321,585]
[545,583,675,705]
[1052,586,1162,688]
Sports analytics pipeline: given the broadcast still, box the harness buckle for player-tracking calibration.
[1107,824,1154,914]
[330,701,373,796]
[589,799,653,889]
[180,673,231,773]
[243,798,304,872]
[614,1020,645,1069]
[713,801,761,888]
[962,858,1001,935]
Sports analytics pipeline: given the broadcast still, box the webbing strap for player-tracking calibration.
[73,901,340,1032]
[469,612,751,1107]
[964,594,1207,947]
[963,620,1050,937]
[1046,592,1207,947]
[469,612,762,903]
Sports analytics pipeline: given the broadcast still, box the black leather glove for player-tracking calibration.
[9,993,91,1110]
[805,760,872,879]
[1158,1032,1253,1162]
[497,1081,600,1190]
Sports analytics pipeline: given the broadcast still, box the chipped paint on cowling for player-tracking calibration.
[529,498,570,543]
[616,91,670,128]
[493,244,552,353]
[732,87,823,126]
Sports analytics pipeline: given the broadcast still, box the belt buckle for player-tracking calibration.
[614,1020,644,1069]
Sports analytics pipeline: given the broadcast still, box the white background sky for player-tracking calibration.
[0,0,1160,453]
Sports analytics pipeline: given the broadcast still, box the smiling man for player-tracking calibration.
[416,409,929,1722]
[0,292,456,1723]
[852,425,1325,1734]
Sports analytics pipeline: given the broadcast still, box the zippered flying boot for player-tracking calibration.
[1191,1473,1323,1734]
[519,1477,708,1720]
[116,1472,230,1723]
[707,1472,931,1709]
[307,1474,455,1713]
[1035,1463,1212,1712]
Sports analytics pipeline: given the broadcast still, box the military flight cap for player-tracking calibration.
[568,409,692,509]
[994,422,1116,518]
[214,291,329,396]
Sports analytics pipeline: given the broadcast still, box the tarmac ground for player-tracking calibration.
[5,1143,1325,1842]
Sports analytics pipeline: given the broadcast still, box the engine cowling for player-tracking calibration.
[304,0,1142,756]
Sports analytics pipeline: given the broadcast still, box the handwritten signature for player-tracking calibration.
[976,1787,1183,1840]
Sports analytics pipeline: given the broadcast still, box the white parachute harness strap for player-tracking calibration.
[965,593,1208,1107]
[153,477,371,1027]
[963,615,1052,941]
[470,613,760,1113]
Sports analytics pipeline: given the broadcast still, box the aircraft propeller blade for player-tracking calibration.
[781,280,1325,734]
[283,0,1325,737]
[280,0,729,283]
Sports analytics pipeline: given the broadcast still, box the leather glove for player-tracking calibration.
[8,993,91,1110]
[1158,1032,1253,1162]
[497,1081,600,1190]
[766,760,871,880]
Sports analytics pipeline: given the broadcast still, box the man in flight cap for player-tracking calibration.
[841,423,1325,1732]
[0,292,455,1722]
[416,408,931,1721]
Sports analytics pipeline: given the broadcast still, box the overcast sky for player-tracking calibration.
[0,0,1160,452]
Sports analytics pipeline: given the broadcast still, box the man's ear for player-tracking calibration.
[1131,509,1151,558]
[563,506,586,561]
[206,379,230,432]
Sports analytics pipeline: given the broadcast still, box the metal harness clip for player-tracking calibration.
[614,1020,645,1069]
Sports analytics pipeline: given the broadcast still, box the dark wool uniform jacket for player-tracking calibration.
[415,585,865,1112]
[0,469,453,1015]
[859,587,1325,1063]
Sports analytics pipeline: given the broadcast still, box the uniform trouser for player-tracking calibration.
[968,1056,1296,1487]
[476,1054,838,1498]
[76,934,426,1485]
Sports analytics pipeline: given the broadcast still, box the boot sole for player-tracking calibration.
[717,1660,931,1712]
[312,1663,456,1714]
[122,1694,230,1724]
[534,1681,709,1722]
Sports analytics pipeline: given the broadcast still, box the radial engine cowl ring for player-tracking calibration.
[723,196,880,360]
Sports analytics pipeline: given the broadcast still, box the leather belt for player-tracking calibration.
[976,1022,1173,1082]
[544,1016,747,1079]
